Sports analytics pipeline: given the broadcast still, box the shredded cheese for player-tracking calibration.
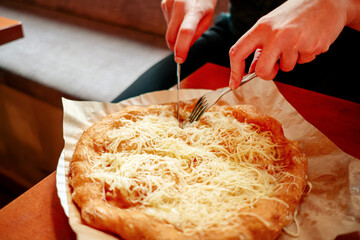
[283,208,300,237]
[89,105,291,235]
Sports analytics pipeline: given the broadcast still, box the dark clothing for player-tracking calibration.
[113,2,360,103]
[112,13,238,102]
[229,0,285,35]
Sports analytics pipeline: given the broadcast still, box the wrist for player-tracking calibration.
[345,0,360,30]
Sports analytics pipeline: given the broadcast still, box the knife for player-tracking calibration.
[176,62,181,127]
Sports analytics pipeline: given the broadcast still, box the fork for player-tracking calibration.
[188,72,257,123]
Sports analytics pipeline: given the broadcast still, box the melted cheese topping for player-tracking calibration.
[89,105,289,235]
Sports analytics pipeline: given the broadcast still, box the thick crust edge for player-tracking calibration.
[69,102,308,240]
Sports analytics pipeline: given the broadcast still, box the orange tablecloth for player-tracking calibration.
[0,63,359,239]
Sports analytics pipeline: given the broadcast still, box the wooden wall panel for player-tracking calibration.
[10,0,229,36]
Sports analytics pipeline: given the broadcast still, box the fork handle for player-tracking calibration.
[240,72,257,86]
[219,73,257,97]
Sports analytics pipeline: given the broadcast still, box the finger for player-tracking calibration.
[254,47,280,80]
[191,12,213,46]
[248,48,262,74]
[255,60,280,80]
[174,12,202,63]
[229,59,246,89]
[161,0,174,24]
[165,1,185,51]
[297,52,316,64]
[279,50,298,72]
[296,38,328,64]
[229,31,262,89]
[174,12,212,63]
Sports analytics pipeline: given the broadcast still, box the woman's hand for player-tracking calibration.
[161,0,217,63]
[229,0,357,89]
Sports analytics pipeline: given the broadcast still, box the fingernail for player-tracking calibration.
[175,56,184,64]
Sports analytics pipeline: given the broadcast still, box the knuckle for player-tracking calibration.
[254,66,268,79]
[297,54,316,64]
[179,26,195,36]
[229,46,238,59]
[256,16,273,32]
[279,54,297,72]
[280,63,295,72]
[255,62,277,80]
[308,46,321,56]
[301,39,329,59]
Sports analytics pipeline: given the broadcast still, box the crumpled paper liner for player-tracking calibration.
[61,78,360,240]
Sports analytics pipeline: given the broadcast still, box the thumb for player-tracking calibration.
[248,48,262,73]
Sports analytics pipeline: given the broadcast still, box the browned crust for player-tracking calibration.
[69,102,308,240]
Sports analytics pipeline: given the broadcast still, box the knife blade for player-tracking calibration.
[176,62,181,127]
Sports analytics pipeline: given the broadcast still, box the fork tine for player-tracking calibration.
[189,106,199,123]
[192,96,204,111]
[189,103,199,122]
[189,106,201,123]
[192,103,209,122]
[189,108,198,123]
[190,98,208,122]
[187,73,258,124]
[189,97,206,122]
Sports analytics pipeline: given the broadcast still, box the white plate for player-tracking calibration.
[56,150,69,217]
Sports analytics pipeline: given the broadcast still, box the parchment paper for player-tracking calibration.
[60,78,360,240]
